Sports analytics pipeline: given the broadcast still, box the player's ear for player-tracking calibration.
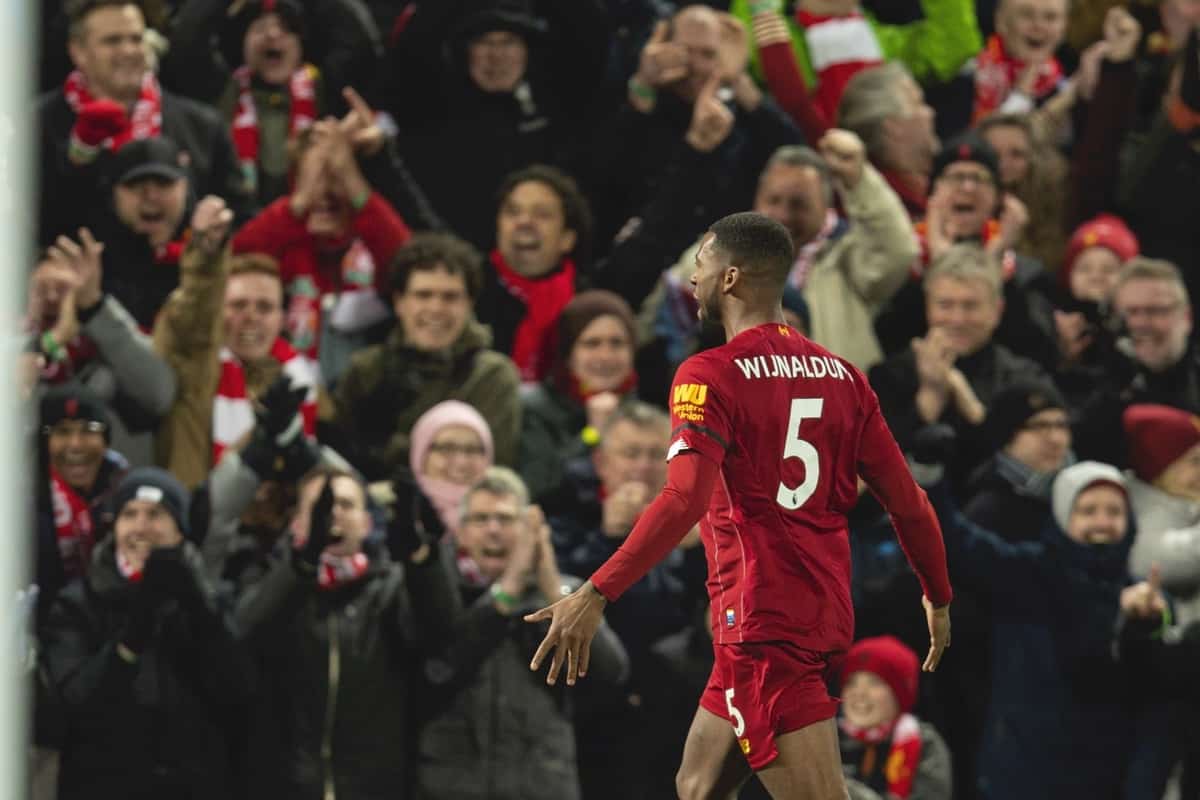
[722,266,739,294]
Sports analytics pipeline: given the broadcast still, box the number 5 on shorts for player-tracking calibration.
[777,398,823,510]
[724,688,746,737]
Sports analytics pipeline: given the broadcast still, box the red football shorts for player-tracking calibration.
[699,641,842,770]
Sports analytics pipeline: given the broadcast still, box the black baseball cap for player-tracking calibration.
[109,137,188,186]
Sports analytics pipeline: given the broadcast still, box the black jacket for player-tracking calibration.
[40,539,254,800]
[414,563,628,800]
[36,88,253,246]
[234,540,458,800]
[868,342,1048,497]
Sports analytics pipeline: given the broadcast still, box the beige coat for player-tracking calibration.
[639,164,916,370]
[153,241,231,489]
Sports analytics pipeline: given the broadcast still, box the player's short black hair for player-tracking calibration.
[707,212,796,289]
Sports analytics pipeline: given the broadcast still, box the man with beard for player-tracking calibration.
[1076,257,1200,468]
[38,0,250,244]
[525,212,952,799]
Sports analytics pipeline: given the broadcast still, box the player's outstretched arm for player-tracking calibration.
[525,451,718,686]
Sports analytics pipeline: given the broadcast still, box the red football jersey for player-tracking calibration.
[668,323,951,651]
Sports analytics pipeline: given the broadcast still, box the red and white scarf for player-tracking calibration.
[796,10,883,121]
[230,64,318,192]
[788,209,840,290]
[63,69,162,150]
[490,250,577,383]
[840,712,924,798]
[285,239,387,356]
[317,551,369,590]
[49,469,95,580]
[973,34,1064,121]
[212,337,318,465]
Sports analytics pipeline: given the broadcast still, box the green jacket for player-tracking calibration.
[334,319,521,479]
[732,0,982,87]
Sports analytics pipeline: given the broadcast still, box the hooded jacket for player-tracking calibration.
[929,464,1173,799]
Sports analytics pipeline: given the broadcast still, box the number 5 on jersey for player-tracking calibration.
[777,398,823,510]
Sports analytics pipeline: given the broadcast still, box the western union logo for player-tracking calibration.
[739,738,751,754]
[673,384,708,406]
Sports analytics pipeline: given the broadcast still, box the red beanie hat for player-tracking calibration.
[841,636,920,714]
[1123,404,1200,482]
[1061,214,1139,287]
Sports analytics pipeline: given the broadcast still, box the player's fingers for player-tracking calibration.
[528,627,558,671]
[649,19,669,45]
[578,639,592,679]
[1148,562,1162,593]
[524,604,554,623]
[566,640,579,686]
[545,644,565,686]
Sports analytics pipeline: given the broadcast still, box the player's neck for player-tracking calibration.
[723,305,785,342]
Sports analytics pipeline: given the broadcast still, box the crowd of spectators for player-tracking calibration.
[22,0,1200,797]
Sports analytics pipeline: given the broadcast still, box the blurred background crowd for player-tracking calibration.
[20,0,1200,797]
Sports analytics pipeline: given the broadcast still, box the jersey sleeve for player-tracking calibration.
[857,389,954,608]
[666,356,733,468]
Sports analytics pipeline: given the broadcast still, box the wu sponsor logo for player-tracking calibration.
[673,384,708,405]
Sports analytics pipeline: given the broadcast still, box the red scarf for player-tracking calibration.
[561,368,638,408]
[317,551,370,590]
[212,338,317,466]
[230,64,318,193]
[63,69,162,150]
[285,239,385,356]
[973,35,1063,121]
[840,712,924,798]
[49,469,95,580]
[116,549,144,583]
[34,326,99,385]
[489,250,576,383]
[796,10,883,121]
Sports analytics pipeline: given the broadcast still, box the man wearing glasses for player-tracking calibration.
[1077,257,1200,467]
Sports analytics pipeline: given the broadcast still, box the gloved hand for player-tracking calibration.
[387,476,443,562]
[72,100,128,148]
[119,548,183,655]
[911,424,957,466]
[241,373,309,478]
[293,477,334,576]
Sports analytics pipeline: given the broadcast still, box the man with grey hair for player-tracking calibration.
[870,243,1049,494]
[837,61,940,217]
[416,466,628,800]
[638,127,916,371]
[1076,257,1200,466]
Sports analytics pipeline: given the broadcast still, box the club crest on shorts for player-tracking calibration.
[725,607,736,628]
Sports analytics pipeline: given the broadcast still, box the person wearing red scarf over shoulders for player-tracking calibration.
[837,637,953,800]
[232,118,411,368]
[37,0,252,246]
[217,0,322,209]
[478,164,589,385]
[519,290,640,502]
[972,0,1068,122]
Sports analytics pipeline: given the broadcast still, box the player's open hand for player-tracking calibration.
[525,580,608,687]
[922,596,950,672]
